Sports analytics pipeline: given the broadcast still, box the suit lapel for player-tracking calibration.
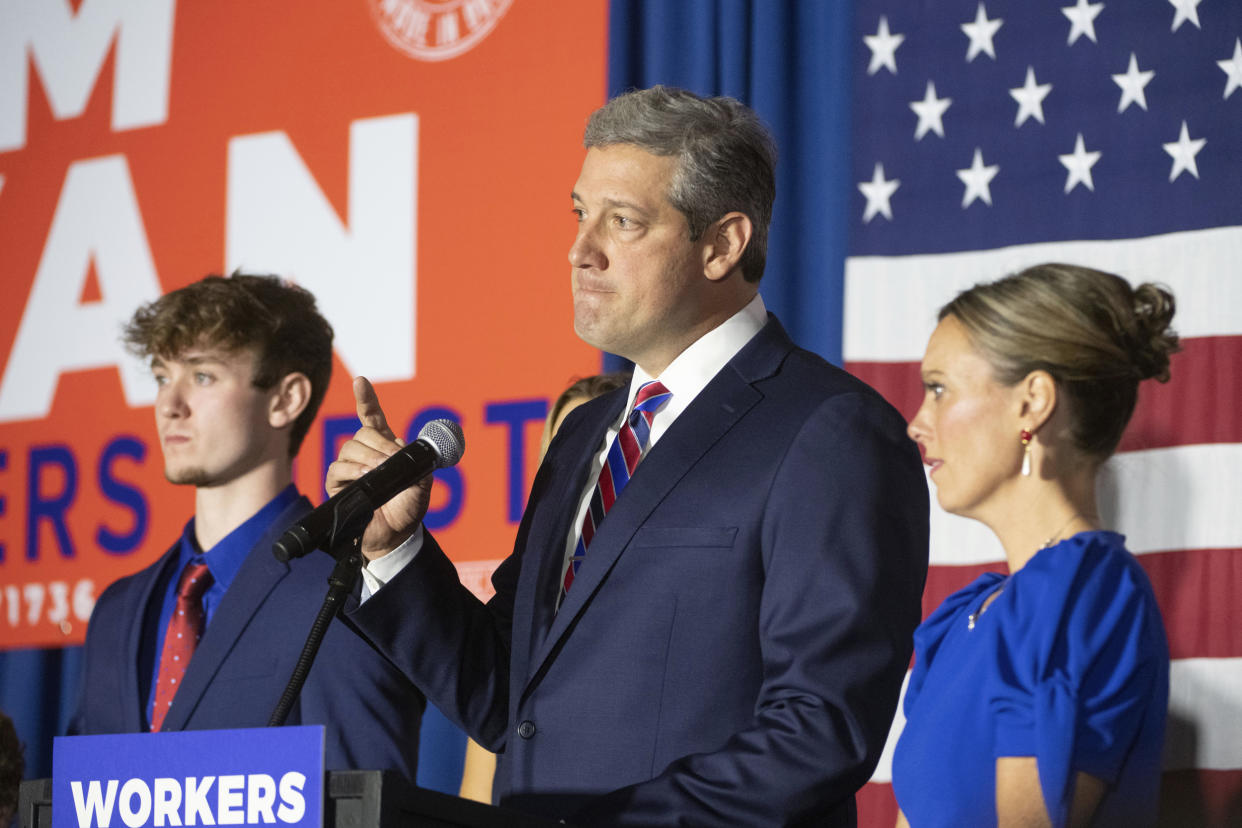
[520,317,794,696]
[508,390,624,699]
[161,498,309,731]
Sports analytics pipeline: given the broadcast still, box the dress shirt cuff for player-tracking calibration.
[359,524,424,602]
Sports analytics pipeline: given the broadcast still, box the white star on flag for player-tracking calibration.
[1218,38,1242,100]
[1163,120,1205,181]
[1062,0,1104,45]
[956,148,1000,207]
[961,3,1003,62]
[910,81,952,140]
[1010,66,1052,127]
[859,162,900,222]
[865,16,905,75]
[1113,53,1155,112]
[1168,0,1202,32]
[1059,132,1101,192]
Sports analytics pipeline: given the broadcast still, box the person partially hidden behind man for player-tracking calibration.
[329,86,930,825]
[71,274,424,779]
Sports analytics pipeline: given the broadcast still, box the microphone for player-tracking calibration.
[273,418,465,562]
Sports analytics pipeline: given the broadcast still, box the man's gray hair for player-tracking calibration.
[583,86,777,283]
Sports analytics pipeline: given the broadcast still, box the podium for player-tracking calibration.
[20,771,565,827]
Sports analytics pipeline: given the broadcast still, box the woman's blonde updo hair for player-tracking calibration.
[941,263,1180,459]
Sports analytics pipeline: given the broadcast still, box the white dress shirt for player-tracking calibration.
[361,293,768,601]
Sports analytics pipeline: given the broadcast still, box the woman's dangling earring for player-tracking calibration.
[1020,429,1032,477]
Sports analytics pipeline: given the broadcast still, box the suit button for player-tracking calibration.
[517,720,536,739]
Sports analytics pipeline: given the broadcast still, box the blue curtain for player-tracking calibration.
[0,647,82,780]
[606,0,856,368]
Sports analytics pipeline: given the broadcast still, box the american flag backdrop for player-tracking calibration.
[845,1,1242,825]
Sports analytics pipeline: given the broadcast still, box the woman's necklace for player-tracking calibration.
[1040,512,1087,551]
[967,513,1091,630]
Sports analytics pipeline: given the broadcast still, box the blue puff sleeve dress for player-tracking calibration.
[892,531,1169,827]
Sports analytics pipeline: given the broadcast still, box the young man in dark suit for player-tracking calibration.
[330,87,930,825]
[72,274,424,779]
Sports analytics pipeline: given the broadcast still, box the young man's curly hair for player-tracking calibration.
[123,273,334,456]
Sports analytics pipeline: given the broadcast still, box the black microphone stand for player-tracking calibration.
[268,514,369,727]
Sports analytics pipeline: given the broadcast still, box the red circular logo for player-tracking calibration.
[368,0,514,62]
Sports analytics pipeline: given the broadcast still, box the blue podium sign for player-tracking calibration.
[53,726,325,828]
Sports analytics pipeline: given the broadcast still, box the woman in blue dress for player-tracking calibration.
[894,263,1179,827]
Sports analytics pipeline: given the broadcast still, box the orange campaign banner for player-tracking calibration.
[0,0,607,651]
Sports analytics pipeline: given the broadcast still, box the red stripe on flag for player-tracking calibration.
[857,782,898,827]
[1158,769,1242,826]
[920,547,1242,660]
[1141,548,1242,661]
[846,335,1242,450]
[1120,336,1242,452]
[845,362,922,425]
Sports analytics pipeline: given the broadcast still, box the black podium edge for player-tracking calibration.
[17,778,51,828]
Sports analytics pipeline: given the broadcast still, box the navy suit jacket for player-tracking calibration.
[73,496,425,780]
[347,316,929,825]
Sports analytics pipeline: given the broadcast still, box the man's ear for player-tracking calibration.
[269,372,312,430]
[702,212,753,282]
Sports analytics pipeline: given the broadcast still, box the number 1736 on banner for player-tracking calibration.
[1,579,96,636]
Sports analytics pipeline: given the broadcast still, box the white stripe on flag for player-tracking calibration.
[871,657,1242,783]
[928,443,1242,566]
[844,225,1242,362]
[1165,658,1242,771]
[870,671,909,785]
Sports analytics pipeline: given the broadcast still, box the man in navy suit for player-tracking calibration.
[330,87,929,824]
[72,274,424,779]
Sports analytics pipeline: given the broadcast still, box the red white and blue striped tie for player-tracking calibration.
[563,380,671,596]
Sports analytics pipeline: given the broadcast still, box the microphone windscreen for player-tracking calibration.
[418,418,465,467]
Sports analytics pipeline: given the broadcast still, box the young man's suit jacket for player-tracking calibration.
[347,316,930,825]
[73,496,425,780]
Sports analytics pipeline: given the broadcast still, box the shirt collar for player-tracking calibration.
[178,484,301,589]
[630,292,767,407]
